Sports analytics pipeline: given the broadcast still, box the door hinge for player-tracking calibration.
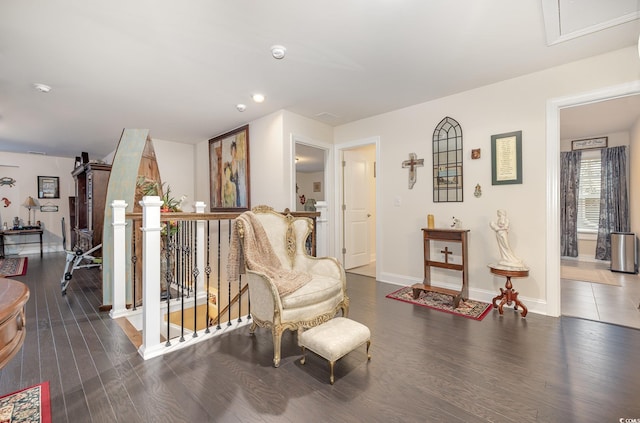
[342,204,346,211]
[342,160,346,167]
[342,247,347,254]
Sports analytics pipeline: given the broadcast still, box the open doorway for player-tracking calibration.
[294,143,326,212]
[558,94,640,328]
[546,81,640,318]
[293,139,334,257]
[339,143,377,278]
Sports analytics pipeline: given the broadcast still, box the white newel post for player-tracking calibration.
[315,201,328,257]
[194,201,206,295]
[139,195,163,359]
[110,200,128,319]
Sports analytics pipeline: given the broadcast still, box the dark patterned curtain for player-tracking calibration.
[595,146,629,260]
[560,151,581,257]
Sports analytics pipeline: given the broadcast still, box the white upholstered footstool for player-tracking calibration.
[298,317,371,384]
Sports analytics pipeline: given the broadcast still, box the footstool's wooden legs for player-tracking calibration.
[301,341,372,385]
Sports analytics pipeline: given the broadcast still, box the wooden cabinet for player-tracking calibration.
[72,162,111,253]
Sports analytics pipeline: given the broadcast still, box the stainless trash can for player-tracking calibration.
[610,232,637,274]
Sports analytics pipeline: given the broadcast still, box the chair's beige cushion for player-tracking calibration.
[281,275,342,309]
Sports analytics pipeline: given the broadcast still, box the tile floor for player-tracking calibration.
[561,259,640,329]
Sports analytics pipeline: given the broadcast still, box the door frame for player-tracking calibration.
[334,136,381,276]
[545,80,640,316]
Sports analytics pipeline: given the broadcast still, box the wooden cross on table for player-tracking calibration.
[402,153,424,189]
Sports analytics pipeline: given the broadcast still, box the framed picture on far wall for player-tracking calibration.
[37,176,60,199]
[208,125,250,211]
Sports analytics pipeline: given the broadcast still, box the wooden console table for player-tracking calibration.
[0,278,30,369]
[489,265,529,317]
[412,228,469,308]
[0,228,43,258]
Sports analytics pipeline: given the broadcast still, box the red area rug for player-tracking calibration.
[0,381,51,423]
[0,257,28,277]
[386,286,492,321]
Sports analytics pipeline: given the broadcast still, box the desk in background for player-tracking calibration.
[0,228,43,258]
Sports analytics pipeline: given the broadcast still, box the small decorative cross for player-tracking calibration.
[402,153,424,189]
[440,247,453,264]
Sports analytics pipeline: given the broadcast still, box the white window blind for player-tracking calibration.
[577,155,601,232]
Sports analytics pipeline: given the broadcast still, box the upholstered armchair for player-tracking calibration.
[231,205,349,367]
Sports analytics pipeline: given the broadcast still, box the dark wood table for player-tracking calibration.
[0,278,30,369]
[489,265,529,317]
[0,228,43,258]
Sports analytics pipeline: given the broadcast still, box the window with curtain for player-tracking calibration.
[577,152,601,233]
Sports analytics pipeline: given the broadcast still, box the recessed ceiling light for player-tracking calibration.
[252,93,265,103]
[271,45,286,60]
[236,103,247,112]
[33,83,51,93]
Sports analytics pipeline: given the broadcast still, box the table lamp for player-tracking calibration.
[25,196,38,226]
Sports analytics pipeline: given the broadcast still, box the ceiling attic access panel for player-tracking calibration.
[433,116,463,202]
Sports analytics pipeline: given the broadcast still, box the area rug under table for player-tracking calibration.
[0,381,51,423]
[0,257,28,277]
[386,286,492,321]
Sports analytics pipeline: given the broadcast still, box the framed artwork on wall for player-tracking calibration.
[208,125,250,211]
[37,176,60,199]
[491,130,522,185]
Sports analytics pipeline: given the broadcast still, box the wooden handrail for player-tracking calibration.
[210,283,249,325]
[125,210,320,222]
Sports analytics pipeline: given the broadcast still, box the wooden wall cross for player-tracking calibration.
[402,153,424,189]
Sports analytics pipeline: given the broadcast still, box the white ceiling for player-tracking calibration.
[1,1,639,160]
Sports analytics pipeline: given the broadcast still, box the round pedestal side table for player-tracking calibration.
[489,264,529,318]
[0,278,30,369]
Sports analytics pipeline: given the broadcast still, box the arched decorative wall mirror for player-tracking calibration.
[432,116,463,202]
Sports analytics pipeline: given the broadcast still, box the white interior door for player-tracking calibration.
[343,149,371,269]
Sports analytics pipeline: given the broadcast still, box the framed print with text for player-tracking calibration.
[571,136,607,151]
[491,131,522,185]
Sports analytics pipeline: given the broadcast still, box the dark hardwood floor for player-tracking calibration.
[2,252,639,422]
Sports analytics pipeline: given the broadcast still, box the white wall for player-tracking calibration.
[0,152,75,254]
[630,116,640,238]
[193,110,334,214]
[152,138,195,211]
[333,46,640,314]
